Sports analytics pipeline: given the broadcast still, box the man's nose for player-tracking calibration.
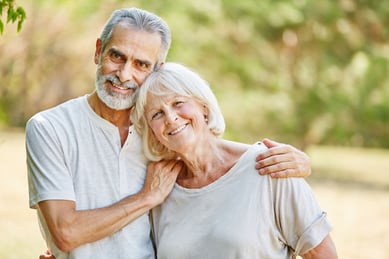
[117,61,134,83]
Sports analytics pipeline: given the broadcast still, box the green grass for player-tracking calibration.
[307,145,389,190]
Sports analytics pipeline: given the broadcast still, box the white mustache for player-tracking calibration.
[105,75,138,90]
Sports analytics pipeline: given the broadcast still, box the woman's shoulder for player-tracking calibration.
[222,140,250,155]
[222,140,269,162]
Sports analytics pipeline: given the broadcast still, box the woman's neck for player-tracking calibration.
[177,139,249,188]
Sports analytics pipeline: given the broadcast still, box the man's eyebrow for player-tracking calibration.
[107,48,153,66]
[108,47,125,57]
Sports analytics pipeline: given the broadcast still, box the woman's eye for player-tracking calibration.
[151,111,162,120]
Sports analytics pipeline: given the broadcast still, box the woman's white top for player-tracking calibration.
[151,142,332,258]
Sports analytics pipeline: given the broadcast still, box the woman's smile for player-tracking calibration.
[169,124,188,135]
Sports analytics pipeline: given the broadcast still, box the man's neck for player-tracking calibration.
[87,92,132,146]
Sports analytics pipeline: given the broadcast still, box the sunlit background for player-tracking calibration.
[1,0,388,258]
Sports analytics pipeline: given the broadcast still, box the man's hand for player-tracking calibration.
[37,159,183,253]
[141,159,183,204]
[255,138,311,178]
[39,250,55,259]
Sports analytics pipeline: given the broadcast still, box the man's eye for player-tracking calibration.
[135,60,151,71]
[110,52,123,62]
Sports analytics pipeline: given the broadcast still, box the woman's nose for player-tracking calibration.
[165,110,178,124]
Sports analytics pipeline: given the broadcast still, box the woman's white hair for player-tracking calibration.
[132,62,225,161]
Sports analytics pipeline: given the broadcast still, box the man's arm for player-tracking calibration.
[300,235,338,259]
[38,160,182,252]
[256,138,311,178]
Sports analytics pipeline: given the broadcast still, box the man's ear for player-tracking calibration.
[94,39,102,65]
[154,62,165,71]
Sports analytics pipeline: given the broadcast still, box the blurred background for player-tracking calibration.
[0,0,388,258]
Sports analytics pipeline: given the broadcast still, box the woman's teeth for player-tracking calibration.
[169,124,187,135]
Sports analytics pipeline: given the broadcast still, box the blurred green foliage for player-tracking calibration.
[0,0,26,34]
[0,0,388,149]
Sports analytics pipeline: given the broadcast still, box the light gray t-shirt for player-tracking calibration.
[151,142,332,259]
[26,95,153,259]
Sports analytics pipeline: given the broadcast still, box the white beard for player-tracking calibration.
[95,66,139,110]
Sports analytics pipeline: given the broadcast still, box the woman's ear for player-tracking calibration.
[202,105,209,122]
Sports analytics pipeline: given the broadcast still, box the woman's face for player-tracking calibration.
[145,92,208,154]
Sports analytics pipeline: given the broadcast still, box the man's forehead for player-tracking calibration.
[110,23,161,47]
[106,24,161,60]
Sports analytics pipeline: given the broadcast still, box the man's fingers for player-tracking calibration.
[256,138,311,178]
[144,159,183,204]
[149,160,182,177]
[256,153,290,169]
[259,165,300,178]
[39,250,55,259]
[258,161,294,175]
[256,144,292,161]
[256,151,311,178]
[170,160,184,172]
[269,169,297,178]
[262,138,280,149]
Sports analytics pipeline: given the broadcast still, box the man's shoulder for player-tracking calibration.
[26,96,87,130]
[30,96,85,119]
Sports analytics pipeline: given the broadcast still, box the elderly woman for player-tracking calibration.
[132,62,337,259]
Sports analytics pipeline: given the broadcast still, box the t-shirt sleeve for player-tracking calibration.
[26,114,75,208]
[272,177,332,255]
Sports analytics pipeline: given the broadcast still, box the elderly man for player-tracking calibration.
[26,8,312,258]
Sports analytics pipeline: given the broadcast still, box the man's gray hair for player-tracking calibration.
[99,8,171,67]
